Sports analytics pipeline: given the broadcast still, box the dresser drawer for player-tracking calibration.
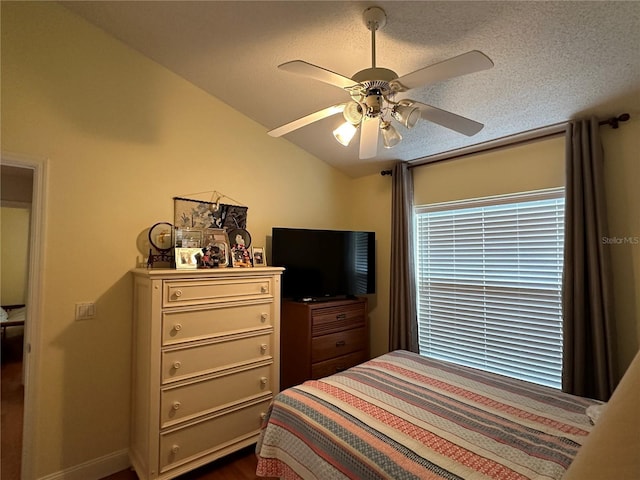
[164,278,272,307]
[162,302,273,345]
[311,303,366,336]
[159,399,271,472]
[160,363,273,428]
[311,327,367,363]
[162,333,273,384]
[312,350,368,378]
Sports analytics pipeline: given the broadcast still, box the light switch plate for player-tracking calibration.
[75,302,96,320]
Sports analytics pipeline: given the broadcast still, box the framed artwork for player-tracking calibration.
[223,205,248,230]
[228,228,251,249]
[173,197,247,231]
[174,197,224,229]
[252,246,266,267]
[201,228,230,268]
[175,247,201,269]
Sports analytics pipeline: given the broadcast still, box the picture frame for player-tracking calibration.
[175,247,201,269]
[252,246,266,267]
[175,228,202,248]
[228,228,252,249]
[200,228,230,268]
[231,244,252,268]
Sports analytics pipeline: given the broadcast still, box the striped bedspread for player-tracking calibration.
[256,350,599,480]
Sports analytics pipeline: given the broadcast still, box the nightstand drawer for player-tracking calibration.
[164,278,272,307]
[159,399,271,472]
[160,363,273,428]
[312,351,368,378]
[162,333,273,384]
[162,302,273,345]
[311,303,366,336]
[311,327,367,363]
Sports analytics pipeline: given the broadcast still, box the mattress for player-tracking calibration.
[256,350,599,480]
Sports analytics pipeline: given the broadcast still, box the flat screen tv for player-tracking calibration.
[271,227,376,301]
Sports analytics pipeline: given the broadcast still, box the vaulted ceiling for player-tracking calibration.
[62,1,640,177]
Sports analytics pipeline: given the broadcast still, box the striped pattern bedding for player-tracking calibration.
[256,350,599,480]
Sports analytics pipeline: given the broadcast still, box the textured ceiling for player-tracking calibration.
[61,1,640,177]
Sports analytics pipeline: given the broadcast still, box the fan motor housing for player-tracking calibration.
[352,67,397,84]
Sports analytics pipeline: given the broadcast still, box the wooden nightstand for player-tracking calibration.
[280,297,369,390]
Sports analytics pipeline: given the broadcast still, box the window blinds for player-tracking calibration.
[415,188,565,388]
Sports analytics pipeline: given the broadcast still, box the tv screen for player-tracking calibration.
[271,227,376,301]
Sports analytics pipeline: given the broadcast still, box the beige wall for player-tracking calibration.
[413,136,565,204]
[410,129,640,380]
[601,118,640,377]
[1,2,355,478]
[1,206,30,305]
[348,173,393,357]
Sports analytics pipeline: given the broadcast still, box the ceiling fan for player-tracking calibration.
[268,6,494,159]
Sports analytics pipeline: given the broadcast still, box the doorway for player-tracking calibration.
[1,155,47,480]
[1,166,31,479]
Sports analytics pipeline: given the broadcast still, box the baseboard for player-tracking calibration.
[37,448,130,480]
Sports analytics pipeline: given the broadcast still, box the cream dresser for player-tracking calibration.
[130,267,283,480]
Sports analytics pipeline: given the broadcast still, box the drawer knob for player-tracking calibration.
[260,285,268,293]
[260,344,268,353]
[172,401,181,410]
[260,376,268,386]
[172,361,182,370]
[336,340,346,347]
[174,290,183,298]
[173,323,182,332]
[260,313,268,322]
[171,444,180,454]
[336,313,346,320]
[260,412,267,420]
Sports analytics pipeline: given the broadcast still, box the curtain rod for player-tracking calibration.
[380,113,630,176]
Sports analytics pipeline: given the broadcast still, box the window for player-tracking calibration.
[415,188,564,388]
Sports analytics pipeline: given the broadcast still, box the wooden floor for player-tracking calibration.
[102,445,277,480]
[1,329,25,480]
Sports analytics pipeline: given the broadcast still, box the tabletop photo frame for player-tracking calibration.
[252,246,266,267]
[175,247,201,269]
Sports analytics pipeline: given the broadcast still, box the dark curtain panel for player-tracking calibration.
[562,117,617,401]
[389,162,419,352]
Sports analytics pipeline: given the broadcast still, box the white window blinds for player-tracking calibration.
[415,188,565,388]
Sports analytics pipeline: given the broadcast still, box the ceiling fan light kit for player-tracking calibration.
[333,121,358,146]
[381,121,402,149]
[268,6,494,159]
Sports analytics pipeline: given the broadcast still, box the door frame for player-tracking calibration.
[1,152,48,480]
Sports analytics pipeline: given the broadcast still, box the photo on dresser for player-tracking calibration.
[252,246,266,266]
[175,247,201,269]
[201,228,230,267]
[231,244,252,267]
[175,228,202,248]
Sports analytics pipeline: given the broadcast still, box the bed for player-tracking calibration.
[0,304,26,340]
[256,350,601,480]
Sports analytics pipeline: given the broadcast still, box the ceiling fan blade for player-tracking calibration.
[279,60,356,89]
[268,104,347,137]
[413,102,484,136]
[359,116,380,159]
[391,50,494,92]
